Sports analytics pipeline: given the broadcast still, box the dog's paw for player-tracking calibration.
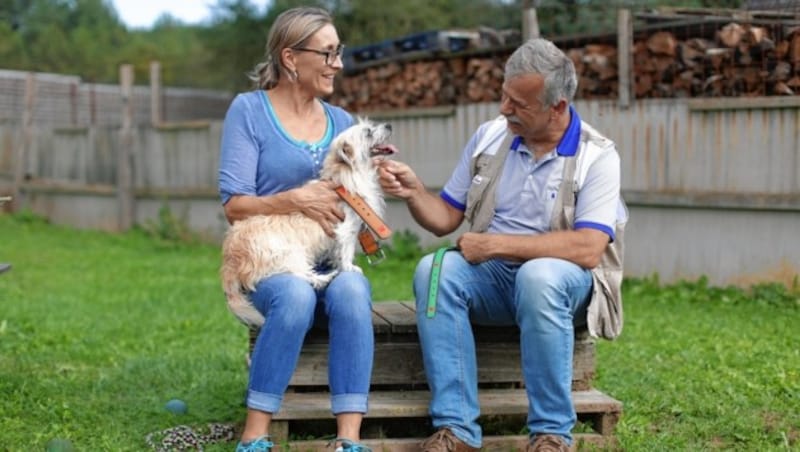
[341,263,363,274]
[308,272,337,289]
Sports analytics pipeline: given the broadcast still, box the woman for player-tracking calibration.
[218,7,373,452]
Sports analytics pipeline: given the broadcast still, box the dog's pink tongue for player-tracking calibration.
[374,144,398,155]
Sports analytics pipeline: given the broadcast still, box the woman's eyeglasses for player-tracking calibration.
[292,44,345,66]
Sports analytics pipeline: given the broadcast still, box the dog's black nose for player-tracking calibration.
[385,124,392,132]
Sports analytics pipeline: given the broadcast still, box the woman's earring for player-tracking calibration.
[292,70,299,81]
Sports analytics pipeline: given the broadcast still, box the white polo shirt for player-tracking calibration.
[441,106,623,241]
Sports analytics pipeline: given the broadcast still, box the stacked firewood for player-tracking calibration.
[630,24,800,98]
[330,23,800,112]
[332,56,507,111]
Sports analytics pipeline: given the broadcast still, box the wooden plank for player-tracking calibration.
[117,64,134,230]
[617,8,633,108]
[378,301,593,344]
[289,343,426,387]
[398,300,416,312]
[12,72,35,212]
[149,61,162,126]
[289,340,592,389]
[572,337,596,391]
[686,96,800,111]
[303,306,392,342]
[250,300,596,389]
[372,301,417,334]
[371,308,392,335]
[275,388,622,420]
[273,433,614,451]
[253,301,595,345]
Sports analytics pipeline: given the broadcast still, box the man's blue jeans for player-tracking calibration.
[246,271,374,415]
[414,252,592,448]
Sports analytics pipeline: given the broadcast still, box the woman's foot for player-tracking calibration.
[334,438,372,452]
[235,435,273,452]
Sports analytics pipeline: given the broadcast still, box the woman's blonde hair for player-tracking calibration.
[248,6,334,90]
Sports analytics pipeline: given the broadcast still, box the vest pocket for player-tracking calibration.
[465,157,494,229]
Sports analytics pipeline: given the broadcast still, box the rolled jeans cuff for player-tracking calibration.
[247,389,283,413]
[331,393,368,415]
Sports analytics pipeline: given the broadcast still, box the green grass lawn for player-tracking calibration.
[1,213,798,451]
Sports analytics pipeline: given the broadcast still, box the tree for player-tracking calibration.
[201,0,271,91]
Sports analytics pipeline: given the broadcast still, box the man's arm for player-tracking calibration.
[378,160,464,236]
[457,228,609,269]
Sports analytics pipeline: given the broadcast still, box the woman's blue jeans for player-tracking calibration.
[413,252,592,448]
[246,271,374,415]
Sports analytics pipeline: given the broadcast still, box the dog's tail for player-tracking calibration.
[220,252,265,327]
[224,286,265,327]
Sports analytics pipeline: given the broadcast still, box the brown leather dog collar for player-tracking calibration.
[334,186,392,240]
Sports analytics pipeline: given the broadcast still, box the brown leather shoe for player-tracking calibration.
[525,434,570,452]
[420,428,479,452]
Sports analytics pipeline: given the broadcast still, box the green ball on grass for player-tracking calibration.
[46,438,74,452]
[165,398,188,415]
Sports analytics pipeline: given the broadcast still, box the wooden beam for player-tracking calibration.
[118,64,135,230]
[687,96,800,111]
[12,72,36,212]
[149,60,162,126]
[522,6,540,40]
[617,9,633,108]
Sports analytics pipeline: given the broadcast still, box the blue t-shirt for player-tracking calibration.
[218,91,354,205]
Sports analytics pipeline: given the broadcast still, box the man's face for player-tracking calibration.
[499,74,553,140]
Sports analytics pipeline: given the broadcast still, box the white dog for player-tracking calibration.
[221,119,395,326]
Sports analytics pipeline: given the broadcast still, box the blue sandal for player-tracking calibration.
[235,435,273,452]
[333,437,372,452]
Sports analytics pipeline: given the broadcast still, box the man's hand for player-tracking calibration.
[456,232,494,264]
[377,160,421,200]
[294,181,344,237]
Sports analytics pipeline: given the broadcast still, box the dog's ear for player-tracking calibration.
[337,140,355,167]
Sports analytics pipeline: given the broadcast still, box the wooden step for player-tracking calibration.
[267,388,622,448]
[269,433,616,451]
[248,301,597,391]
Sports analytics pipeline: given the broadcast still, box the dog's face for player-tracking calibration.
[323,119,396,178]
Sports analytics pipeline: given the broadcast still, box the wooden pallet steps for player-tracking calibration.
[245,301,622,450]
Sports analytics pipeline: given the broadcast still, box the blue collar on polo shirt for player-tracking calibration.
[509,105,581,156]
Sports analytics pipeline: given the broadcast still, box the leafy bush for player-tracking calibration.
[139,202,200,246]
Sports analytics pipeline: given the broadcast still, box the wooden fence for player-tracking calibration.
[0,64,232,128]
[1,96,799,287]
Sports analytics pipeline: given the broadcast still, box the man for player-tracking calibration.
[377,38,627,452]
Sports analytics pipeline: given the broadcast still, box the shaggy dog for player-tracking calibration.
[221,119,395,326]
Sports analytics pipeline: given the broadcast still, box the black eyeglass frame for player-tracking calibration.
[291,44,345,66]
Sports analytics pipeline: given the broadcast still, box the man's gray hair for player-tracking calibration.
[504,38,578,107]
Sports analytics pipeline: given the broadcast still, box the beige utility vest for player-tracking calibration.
[464,120,626,340]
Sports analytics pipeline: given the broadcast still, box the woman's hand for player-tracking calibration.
[293,180,344,237]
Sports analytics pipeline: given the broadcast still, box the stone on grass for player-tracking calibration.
[165,398,188,415]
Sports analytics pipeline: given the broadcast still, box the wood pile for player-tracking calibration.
[631,23,800,98]
[332,56,507,111]
[330,22,800,112]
